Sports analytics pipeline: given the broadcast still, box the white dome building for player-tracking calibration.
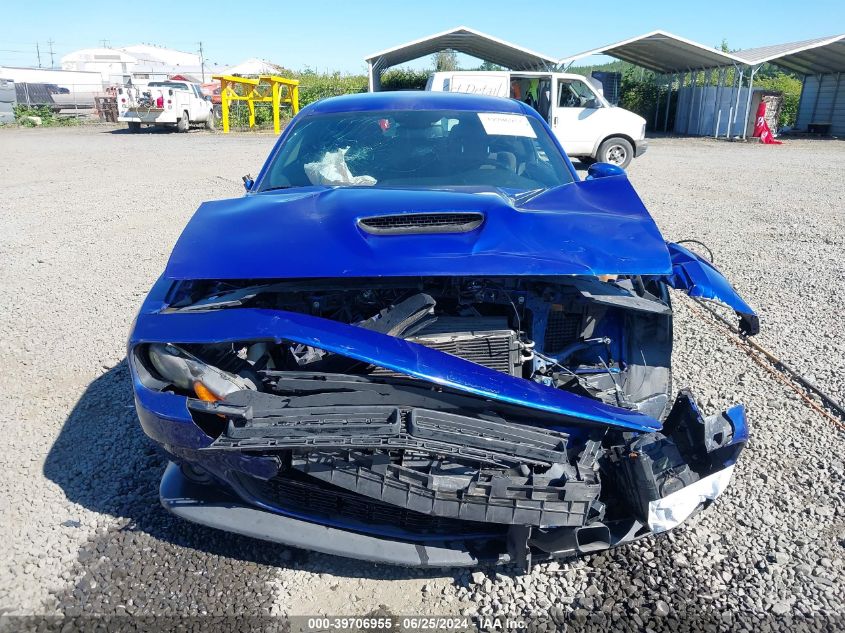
[61,44,228,85]
[60,48,138,83]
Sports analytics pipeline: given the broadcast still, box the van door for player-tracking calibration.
[508,74,553,123]
[551,77,606,157]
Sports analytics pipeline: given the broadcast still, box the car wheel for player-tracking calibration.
[128,122,141,133]
[204,112,215,131]
[177,111,190,133]
[598,137,633,169]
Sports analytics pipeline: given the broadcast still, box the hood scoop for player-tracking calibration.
[357,212,484,235]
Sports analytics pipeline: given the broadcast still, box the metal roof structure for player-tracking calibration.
[364,26,845,137]
[365,25,558,74]
[735,34,845,74]
[560,30,746,73]
[224,58,278,76]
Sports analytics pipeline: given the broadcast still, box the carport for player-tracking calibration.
[561,31,751,137]
[735,34,845,135]
[364,26,558,92]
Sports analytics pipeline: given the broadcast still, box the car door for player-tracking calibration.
[551,77,605,156]
[189,84,208,120]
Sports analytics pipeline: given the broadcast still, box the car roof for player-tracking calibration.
[302,90,531,116]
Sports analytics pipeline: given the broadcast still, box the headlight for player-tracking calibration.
[147,343,257,400]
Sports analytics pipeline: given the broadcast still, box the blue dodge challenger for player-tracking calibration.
[128,91,757,570]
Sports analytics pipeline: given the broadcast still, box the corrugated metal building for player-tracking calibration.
[563,30,845,138]
[736,34,845,136]
[797,74,844,135]
[366,27,845,138]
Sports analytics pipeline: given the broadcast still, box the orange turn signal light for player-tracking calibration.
[193,381,221,402]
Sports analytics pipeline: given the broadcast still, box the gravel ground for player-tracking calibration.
[0,125,843,630]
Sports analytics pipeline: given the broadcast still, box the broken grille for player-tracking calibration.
[238,471,501,537]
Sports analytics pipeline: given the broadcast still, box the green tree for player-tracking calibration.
[755,71,803,127]
[477,60,503,71]
[432,50,459,72]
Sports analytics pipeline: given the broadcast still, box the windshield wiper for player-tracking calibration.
[260,185,295,192]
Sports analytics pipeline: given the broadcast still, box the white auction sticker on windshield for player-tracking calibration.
[477,113,537,138]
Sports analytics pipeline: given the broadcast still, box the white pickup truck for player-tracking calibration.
[117,80,214,132]
[427,71,647,168]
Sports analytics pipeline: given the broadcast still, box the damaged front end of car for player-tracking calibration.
[128,100,758,568]
[129,245,753,569]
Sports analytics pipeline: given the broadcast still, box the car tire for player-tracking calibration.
[177,111,190,133]
[597,137,633,169]
[204,112,215,131]
[128,122,141,133]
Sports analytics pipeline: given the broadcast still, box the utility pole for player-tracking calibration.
[100,39,110,48]
[198,41,205,82]
[47,39,55,68]
[36,42,42,68]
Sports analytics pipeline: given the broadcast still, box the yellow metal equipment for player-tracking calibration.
[212,74,300,134]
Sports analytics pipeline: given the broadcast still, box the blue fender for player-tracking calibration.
[662,242,759,335]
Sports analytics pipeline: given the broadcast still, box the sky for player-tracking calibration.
[2,0,843,72]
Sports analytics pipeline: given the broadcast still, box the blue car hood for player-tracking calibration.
[164,176,672,280]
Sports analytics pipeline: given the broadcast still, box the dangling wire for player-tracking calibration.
[676,239,715,263]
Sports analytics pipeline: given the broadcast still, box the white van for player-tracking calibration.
[426,71,647,168]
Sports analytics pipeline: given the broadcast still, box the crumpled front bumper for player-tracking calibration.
[146,384,747,569]
[130,284,750,569]
[160,461,508,567]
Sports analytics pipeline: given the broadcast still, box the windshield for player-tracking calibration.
[258,109,573,192]
[148,81,189,90]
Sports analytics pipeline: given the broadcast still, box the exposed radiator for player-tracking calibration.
[371,316,522,376]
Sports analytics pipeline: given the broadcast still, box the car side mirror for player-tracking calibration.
[584,98,600,109]
[242,174,254,191]
[586,162,626,179]
[204,95,212,102]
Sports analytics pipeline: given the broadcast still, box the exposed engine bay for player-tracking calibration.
[132,275,746,568]
[160,275,673,415]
